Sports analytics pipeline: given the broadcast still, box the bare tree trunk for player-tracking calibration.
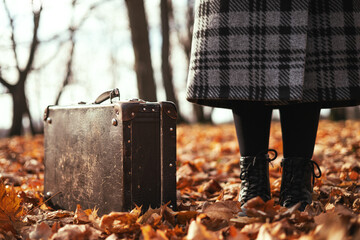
[346,106,360,119]
[0,2,42,136]
[179,0,212,123]
[26,103,36,134]
[161,0,185,122]
[329,108,347,121]
[193,105,212,123]
[9,82,26,135]
[125,0,157,101]
[182,0,193,61]
[161,0,175,103]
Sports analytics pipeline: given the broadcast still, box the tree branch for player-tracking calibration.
[41,31,68,43]
[23,5,43,76]
[0,74,13,90]
[55,35,75,105]
[52,0,116,103]
[77,0,115,29]
[3,0,20,72]
[32,40,68,71]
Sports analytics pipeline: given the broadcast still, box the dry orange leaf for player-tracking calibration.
[28,222,52,240]
[141,225,157,240]
[227,226,249,240]
[2,121,360,239]
[256,223,279,240]
[348,171,359,180]
[185,219,218,240]
[175,211,198,225]
[243,196,266,211]
[100,206,141,234]
[137,208,161,225]
[141,225,168,240]
[74,204,91,224]
[0,182,23,223]
[240,222,263,239]
[202,200,241,220]
[50,224,101,240]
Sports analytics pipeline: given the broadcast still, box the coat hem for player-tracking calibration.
[186,98,360,109]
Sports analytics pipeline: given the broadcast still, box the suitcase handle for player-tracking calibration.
[93,88,120,104]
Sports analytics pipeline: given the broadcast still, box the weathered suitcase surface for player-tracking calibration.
[43,89,177,215]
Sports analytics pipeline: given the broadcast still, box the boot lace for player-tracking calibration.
[240,149,277,180]
[310,160,322,184]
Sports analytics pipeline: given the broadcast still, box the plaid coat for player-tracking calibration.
[186,0,360,108]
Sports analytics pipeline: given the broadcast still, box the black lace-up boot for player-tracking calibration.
[280,158,321,211]
[239,150,277,205]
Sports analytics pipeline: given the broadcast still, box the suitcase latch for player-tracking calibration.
[43,105,54,123]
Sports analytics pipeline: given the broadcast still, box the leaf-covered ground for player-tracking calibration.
[0,120,360,239]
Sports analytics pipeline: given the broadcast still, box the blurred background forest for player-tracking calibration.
[0,0,359,137]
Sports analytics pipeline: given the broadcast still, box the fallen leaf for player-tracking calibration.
[137,207,160,225]
[185,219,218,240]
[325,203,336,212]
[74,205,90,224]
[230,216,261,228]
[243,197,265,211]
[277,203,301,219]
[313,217,347,240]
[348,171,359,180]
[0,229,16,240]
[243,198,278,219]
[0,182,23,222]
[50,224,101,240]
[256,223,279,240]
[201,179,222,196]
[0,173,22,186]
[105,233,120,240]
[44,210,74,220]
[333,205,355,218]
[23,159,43,173]
[352,198,360,212]
[146,213,162,226]
[202,201,241,221]
[304,201,325,217]
[175,211,198,225]
[240,222,263,239]
[100,206,141,234]
[314,212,334,226]
[51,222,61,233]
[141,225,168,240]
[28,222,52,240]
[160,205,176,227]
[226,226,249,240]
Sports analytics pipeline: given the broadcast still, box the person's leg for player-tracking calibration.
[280,103,320,158]
[232,103,272,156]
[279,103,322,211]
[232,103,273,205]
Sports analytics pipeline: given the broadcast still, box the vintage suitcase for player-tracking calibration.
[43,89,177,215]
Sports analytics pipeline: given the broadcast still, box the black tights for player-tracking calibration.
[232,103,321,158]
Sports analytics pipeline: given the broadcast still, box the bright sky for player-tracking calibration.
[0,0,229,133]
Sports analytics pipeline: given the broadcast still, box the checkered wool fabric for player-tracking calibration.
[186,0,360,108]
